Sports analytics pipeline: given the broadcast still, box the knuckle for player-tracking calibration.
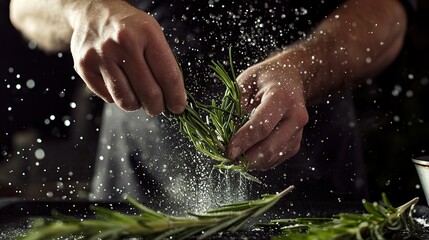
[144,88,163,103]
[163,68,182,85]
[286,138,301,159]
[289,143,300,157]
[296,108,309,126]
[116,27,136,50]
[75,48,98,72]
[257,120,275,139]
[99,39,116,58]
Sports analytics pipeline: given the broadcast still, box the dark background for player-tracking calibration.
[0,0,103,198]
[1,1,428,205]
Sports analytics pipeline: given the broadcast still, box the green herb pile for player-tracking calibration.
[176,48,260,183]
[260,193,420,240]
[18,189,424,240]
[18,186,294,240]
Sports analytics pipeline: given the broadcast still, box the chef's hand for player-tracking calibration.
[68,0,186,115]
[227,51,309,170]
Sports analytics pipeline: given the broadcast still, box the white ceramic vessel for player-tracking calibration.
[413,156,429,206]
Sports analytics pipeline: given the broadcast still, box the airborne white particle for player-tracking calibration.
[35,148,45,160]
[365,57,372,64]
[26,79,35,89]
[405,90,413,97]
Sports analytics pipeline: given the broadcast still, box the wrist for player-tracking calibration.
[63,0,91,30]
[277,35,336,105]
[64,0,129,29]
[273,45,318,105]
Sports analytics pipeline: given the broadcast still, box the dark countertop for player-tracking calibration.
[1,197,428,239]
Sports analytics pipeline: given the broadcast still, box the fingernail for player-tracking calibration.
[229,146,242,160]
[169,104,185,114]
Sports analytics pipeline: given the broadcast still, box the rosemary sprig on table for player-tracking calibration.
[177,48,260,183]
[260,193,419,240]
[18,186,294,240]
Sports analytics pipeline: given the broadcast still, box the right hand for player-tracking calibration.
[227,51,309,171]
[66,0,186,115]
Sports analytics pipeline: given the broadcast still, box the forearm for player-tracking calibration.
[9,0,130,53]
[9,0,77,52]
[288,0,407,104]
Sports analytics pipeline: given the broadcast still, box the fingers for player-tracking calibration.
[83,71,113,103]
[122,57,165,115]
[227,85,309,171]
[228,89,288,160]
[245,121,303,171]
[74,40,141,112]
[118,25,185,115]
[71,10,185,115]
[73,48,114,104]
[145,33,186,114]
[100,59,140,111]
[118,37,165,115]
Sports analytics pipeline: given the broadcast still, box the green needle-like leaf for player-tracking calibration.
[18,186,294,240]
[176,47,259,183]
[260,194,419,240]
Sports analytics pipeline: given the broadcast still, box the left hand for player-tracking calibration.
[227,52,309,170]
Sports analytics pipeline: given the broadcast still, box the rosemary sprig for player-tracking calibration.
[261,193,419,240]
[176,48,260,183]
[18,186,294,240]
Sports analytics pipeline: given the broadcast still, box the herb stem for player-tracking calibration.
[176,48,257,183]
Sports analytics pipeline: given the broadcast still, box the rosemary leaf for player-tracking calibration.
[19,186,294,240]
[176,48,259,183]
[261,194,419,240]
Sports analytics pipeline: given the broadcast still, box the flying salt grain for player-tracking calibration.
[405,90,413,98]
[26,79,35,89]
[64,119,71,127]
[28,41,37,49]
[392,85,402,96]
[35,148,45,160]
[365,57,372,64]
